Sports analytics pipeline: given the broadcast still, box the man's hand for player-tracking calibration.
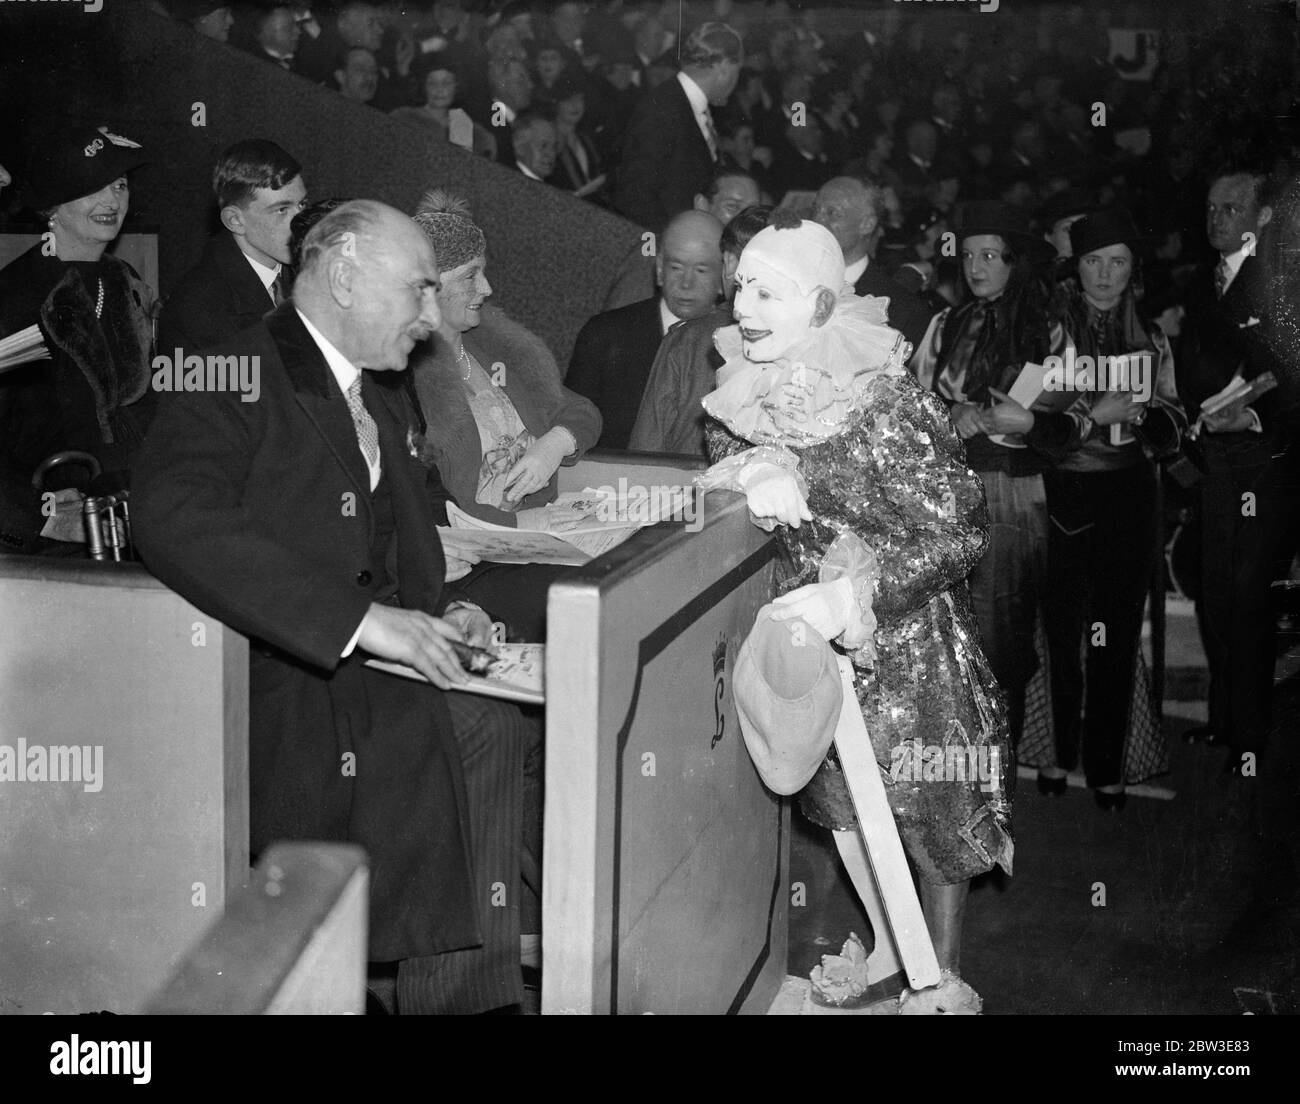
[444,551,479,582]
[980,388,1035,435]
[356,603,469,689]
[442,602,494,649]
[1202,400,1256,434]
[394,32,416,76]
[950,402,985,439]
[573,174,607,198]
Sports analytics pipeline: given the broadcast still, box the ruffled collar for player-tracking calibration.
[702,290,911,446]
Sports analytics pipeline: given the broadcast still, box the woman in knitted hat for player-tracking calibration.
[697,213,1012,1011]
[0,124,153,556]
[1037,208,1186,810]
[402,189,601,638]
[911,201,1076,762]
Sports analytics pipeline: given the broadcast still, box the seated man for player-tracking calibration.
[693,168,761,226]
[629,204,771,457]
[159,140,307,353]
[335,46,380,106]
[567,209,724,449]
[133,200,538,1015]
[512,109,559,183]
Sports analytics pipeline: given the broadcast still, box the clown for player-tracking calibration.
[697,215,1013,1011]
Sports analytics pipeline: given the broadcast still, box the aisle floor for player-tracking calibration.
[788,609,1300,1015]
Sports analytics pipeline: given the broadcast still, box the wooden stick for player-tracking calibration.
[830,657,941,991]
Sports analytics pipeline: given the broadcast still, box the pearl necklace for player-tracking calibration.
[457,345,473,380]
[94,278,104,321]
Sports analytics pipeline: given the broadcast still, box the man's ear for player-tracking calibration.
[327,257,356,308]
[810,287,836,328]
[1257,205,1274,232]
[220,204,245,237]
[334,68,346,88]
[654,249,664,288]
[693,194,709,213]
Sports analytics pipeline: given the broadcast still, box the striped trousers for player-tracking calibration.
[396,695,542,1014]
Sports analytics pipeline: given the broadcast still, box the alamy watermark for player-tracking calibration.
[152,349,261,402]
[889,738,1001,793]
[0,738,103,792]
[586,478,703,532]
[1042,348,1154,404]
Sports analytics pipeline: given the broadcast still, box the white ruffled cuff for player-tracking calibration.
[817,531,879,664]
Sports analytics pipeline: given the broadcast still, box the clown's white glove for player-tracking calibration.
[739,462,812,529]
[769,576,855,642]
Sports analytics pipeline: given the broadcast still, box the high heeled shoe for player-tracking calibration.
[1094,789,1127,812]
[1036,772,1068,796]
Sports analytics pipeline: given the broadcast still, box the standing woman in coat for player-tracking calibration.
[1039,209,1185,809]
[911,202,1082,756]
[0,125,154,555]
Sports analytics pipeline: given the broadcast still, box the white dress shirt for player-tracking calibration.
[243,250,282,303]
[843,255,869,287]
[660,297,684,335]
[295,309,384,658]
[296,309,381,491]
[1218,244,1249,296]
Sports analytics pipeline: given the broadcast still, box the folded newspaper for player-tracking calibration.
[436,488,688,567]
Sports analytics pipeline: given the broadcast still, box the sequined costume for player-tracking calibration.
[699,293,1013,884]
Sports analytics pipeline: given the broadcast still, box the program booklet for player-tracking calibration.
[366,643,545,706]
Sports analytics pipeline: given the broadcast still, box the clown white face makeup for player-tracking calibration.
[732,255,818,363]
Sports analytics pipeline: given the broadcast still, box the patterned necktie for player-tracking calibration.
[269,270,286,307]
[703,110,719,161]
[344,377,380,469]
[1214,257,1229,299]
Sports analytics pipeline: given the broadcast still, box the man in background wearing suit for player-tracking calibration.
[135,201,537,1015]
[612,21,743,235]
[812,175,936,353]
[1178,168,1292,773]
[159,140,307,354]
[567,210,724,449]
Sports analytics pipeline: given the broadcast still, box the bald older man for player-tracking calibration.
[812,175,936,353]
[133,200,537,1014]
[567,209,724,448]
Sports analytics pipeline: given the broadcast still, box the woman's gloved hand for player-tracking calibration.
[740,462,812,529]
[768,576,855,642]
[503,426,576,504]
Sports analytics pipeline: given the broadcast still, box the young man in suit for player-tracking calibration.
[567,210,724,449]
[1178,168,1292,771]
[159,140,307,354]
[612,21,743,235]
[812,176,936,354]
[134,201,538,1014]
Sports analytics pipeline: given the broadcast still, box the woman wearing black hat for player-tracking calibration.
[1038,208,1186,810]
[912,201,1079,757]
[0,125,154,556]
